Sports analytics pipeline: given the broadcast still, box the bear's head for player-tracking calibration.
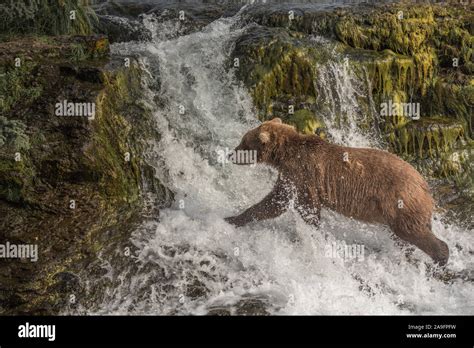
[231,118,298,166]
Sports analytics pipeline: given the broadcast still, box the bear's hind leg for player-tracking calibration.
[390,217,449,266]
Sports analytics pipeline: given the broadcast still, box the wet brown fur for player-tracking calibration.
[225,118,449,265]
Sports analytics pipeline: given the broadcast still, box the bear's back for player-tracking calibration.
[303,139,433,224]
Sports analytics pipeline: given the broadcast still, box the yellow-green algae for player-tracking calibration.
[234,3,473,180]
[286,109,327,136]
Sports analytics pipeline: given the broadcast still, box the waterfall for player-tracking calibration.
[73,5,474,315]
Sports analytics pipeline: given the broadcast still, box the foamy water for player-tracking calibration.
[81,6,474,315]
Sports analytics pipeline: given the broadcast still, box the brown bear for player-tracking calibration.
[225,118,449,265]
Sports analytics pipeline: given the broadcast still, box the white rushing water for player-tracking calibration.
[87,7,474,315]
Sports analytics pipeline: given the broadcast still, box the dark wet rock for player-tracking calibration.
[0,35,173,314]
[93,1,158,18]
[94,15,152,43]
[206,307,231,316]
[92,1,242,42]
[206,295,272,316]
[185,277,209,299]
[431,179,474,230]
[235,296,270,316]
[53,272,81,293]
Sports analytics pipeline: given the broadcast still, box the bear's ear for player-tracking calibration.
[259,131,271,144]
[269,117,282,124]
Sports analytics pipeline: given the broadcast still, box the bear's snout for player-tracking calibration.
[233,142,247,152]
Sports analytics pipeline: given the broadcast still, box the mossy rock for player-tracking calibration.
[0,0,97,38]
[233,26,336,121]
[242,2,472,135]
[387,116,472,179]
[0,156,35,204]
[286,109,327,137]
[347,48,427,101]
[0,60,43,115]
[425,78,473,137]
[401,117,466,157]
[0,35,110,67]
[0,36,173,314]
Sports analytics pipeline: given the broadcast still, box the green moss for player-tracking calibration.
[235,3,472,183]
[348,46,433,107]
[286,109,326,136]
[335,3,472,136]
[413,142,472,180]
[335,6,436,56]
[386,116,472,178]
[0,0,97,37]
[234,28,326,120]
[404,117,465,157]
[0,117,30,150]
[426,78,473,137]
[0,61,43,115]
[432,6,473,72]
[68,43,87,62]
[252,49,317,117]
[66,36,110,61]
[86,64,149,204]
[0,153,35,204]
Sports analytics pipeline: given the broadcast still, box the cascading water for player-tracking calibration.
[314,59,375,147]
[74,4,474,315]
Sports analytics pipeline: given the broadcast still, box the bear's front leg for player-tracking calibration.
[225,179,292,227]
[296,187,321,228]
